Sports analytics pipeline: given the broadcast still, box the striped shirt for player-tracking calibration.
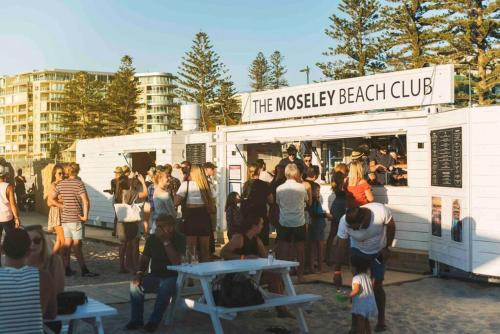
[55,178,87,224]
[0,266,43,333]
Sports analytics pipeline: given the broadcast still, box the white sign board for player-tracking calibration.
[241,65,455,122]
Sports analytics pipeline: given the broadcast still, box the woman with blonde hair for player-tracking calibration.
[347,160,374,208]
[152,165,177,233]
[175,164,216,262]
[25,225,65,294]
[47,164,65,254]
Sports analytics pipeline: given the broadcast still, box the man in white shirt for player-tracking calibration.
[333,203,396,332]
[276,164,308,283]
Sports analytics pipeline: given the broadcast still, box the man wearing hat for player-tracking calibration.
[108,167,124,237]
[278,145,305,175]
[333,203,396,332]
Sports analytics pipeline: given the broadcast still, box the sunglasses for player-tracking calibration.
[31,237,42,245]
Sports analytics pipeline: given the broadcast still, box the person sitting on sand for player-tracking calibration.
[126,214,185,333]
[220,213,294,319]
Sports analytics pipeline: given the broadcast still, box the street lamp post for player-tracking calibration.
[300,66,310,84]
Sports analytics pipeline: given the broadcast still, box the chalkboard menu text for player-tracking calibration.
[186,143,206,165]
[431,127,462,188]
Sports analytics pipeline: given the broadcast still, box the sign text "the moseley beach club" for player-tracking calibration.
[241,65,454,122]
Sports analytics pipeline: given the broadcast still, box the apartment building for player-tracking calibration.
[0,69,178,163]
[135,72,178,133]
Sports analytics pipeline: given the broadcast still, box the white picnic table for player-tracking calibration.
[44,297,117,334]
[166,259,321,334]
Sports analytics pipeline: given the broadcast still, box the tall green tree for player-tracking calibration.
[269,51,288,89]
[382,0,445,70]
[213,77,241,126]
[49,141,61,160]
[177,31,224,130]
[60,71,107,143]
[317,0,386,79]
[249,52,270,91]
[106,55,141,135]
[436,0,498,105]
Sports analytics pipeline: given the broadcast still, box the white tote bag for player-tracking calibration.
[114,202,143,223]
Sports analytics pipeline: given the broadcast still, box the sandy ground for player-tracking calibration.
[31,235,498,334]
[67,277,500,334]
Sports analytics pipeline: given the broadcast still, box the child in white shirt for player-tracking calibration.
[349,254,378,333]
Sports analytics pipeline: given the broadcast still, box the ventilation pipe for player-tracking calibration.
[180,104,201,131]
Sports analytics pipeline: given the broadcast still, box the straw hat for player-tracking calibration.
[351,150,364,160]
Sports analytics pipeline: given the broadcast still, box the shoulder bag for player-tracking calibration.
[114,192,143,223]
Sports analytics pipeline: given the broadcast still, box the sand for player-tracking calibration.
[33,237,499,334]
[65,276,500,334]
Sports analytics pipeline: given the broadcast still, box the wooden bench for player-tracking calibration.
[44,298,117,334]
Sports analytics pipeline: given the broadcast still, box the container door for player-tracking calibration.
[468,107,500,277]
[427,109,471,272]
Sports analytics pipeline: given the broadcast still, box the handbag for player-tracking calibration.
[114,193,143,223]
[212,273,264,308]
[57,291,87,315]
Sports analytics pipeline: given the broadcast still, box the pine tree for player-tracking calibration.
[60,71,107,144]
[49,141,61,160]
[106,55,141,135]
[249,52,270,91]
[382,0,445,70]
[436,0,498,105]
[269,51,288,89]
[177,31,224,131]
[213,77,241,126]
[316,0,386,80]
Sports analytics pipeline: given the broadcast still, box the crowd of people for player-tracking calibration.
[0,163,84,333]
[222,144,396,333]
[0,142,397,333]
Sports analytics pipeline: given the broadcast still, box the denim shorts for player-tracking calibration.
[62,222,84,240]
[350,247,385,281]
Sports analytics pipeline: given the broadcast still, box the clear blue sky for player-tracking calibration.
[0,0,342,91]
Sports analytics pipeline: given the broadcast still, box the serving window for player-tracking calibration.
[320,134,408,186]
[243,134,408,187]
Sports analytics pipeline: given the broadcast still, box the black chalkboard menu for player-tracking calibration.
[431,127,462,188]
[186,143,206,165]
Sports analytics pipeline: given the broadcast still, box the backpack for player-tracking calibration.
[212,273,264,308]
[57,291,87,315]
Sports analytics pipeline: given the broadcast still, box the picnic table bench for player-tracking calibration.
[44,297,117,334]
[166,259,321,334]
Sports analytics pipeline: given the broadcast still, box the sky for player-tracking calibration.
[0,0,342,92]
